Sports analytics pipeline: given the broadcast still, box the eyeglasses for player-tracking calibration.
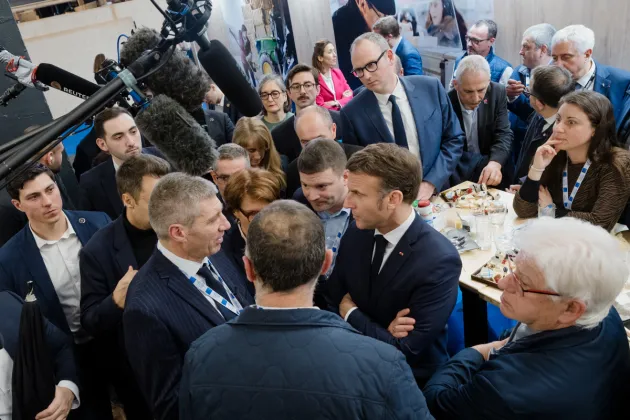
[465,35,491,46]
[239,208,261,221]
[352,50,387,78]
[215,174,231,183]
[506,257,561,297]
[260,90,282,100]
[289,82,317,93]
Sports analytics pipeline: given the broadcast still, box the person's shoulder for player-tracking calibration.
[597,62,630,82]
[81,217,117,252]
[125,256,162,308]
[411,217,460,258]
[488,81,507,97]
[68,210,110,226]
[271,114,295,134]
[0,225,29,257]
[80,159,111,183]
[343,88,372,111]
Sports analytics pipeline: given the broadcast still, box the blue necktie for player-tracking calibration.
[197,264,236,321]
[389,95,409,148]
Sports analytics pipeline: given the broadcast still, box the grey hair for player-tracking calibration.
[514,217,628,329]
[214,143,251,168]
[294,105,334,130]
[552,25,595,54]
[523,23,557,52]
[372,16,401,38]
[350,31,390,56]
[472,19,498,38]
[456,55,491,82]
[149,173,218,239]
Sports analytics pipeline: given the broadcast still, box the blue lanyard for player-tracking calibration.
[562,158,591,210]
[189,263,243,315]
[324,213,350,277]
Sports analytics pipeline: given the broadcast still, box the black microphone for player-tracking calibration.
[135,94,217,176]
[0,82,26,106]
[198,40,263,117]
[34,63,101,100]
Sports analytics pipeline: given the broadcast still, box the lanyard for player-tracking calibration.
[189,263,243,315]
[562,158,591,210]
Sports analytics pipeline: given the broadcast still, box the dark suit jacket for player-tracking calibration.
[78,148,163,220]
[180,307,433,420]
[123,249,254,420]
[448,82,513,184]
[72,124,99,181]
[285,142,363,198]
[0,210,111,334]
[424,308,630,420]
[342,76,465,191]
[327,214,461,384]
[513,113,555,183]
[507,65,535,123]
[0,291,77,385]
[203,108,235,147]
[396,37,423,76]
[210,97,244,126]
[219,225,255,298]
[271,110,345,162]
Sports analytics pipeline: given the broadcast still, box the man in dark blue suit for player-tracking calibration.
[80,155,171,420]
[123,173,254,420]
[79,107,164,219]
[180,200,434,420]
[372,15,423,76]
[327,144,461,386]
[425,218,630,419]
[551,25,630,141]
[0,163,112,419]
[341,32,464,200]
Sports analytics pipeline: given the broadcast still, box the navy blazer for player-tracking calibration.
[0,291,77,384]
[342,76,465,191]
[507,65,535,123]
[593,61,630,135]
[327,214,461,384]
[396,37,424,76]
[181,307,434,420]
[0,210,111,334]
[424,308,630,420]
[123,249,254,420]
[203,108,235,146]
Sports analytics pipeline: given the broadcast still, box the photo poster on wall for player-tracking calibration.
[218,0,298,88]
[329,0,493,89]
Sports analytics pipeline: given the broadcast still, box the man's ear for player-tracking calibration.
[38,151,52,168]
[584,48,593,60]
[209,170,218,185]
[452,79,459,89]
[96,138,108,153]
[243,255,257,284]
[121,192,135,209]
[11,199,23,213]
[331,122,337,139]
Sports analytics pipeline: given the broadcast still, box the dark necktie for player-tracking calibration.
[388,95,409,148]
[197,264,236,321]
[370,235,388,280]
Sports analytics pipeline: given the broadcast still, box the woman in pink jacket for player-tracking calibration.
[313,39,354,110]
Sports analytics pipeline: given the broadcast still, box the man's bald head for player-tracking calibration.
[294,105,337,148]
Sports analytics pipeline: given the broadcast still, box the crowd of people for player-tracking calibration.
[1,15,630,420]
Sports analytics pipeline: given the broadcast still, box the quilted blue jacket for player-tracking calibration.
[180,306,434,420]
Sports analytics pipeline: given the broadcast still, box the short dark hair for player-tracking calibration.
[298,139,347,176]
[246,200,325,292]
[286,64,319,89]
[7,163,55,200]
[372,16,401,38]
[94,107,134,139]
[473,19,498,38]
[346,143,421,204]
[530,65,575,108]
[116,155,171,200]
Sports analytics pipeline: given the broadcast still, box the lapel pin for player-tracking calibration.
[399,252,404,256]
[483,99,488,104]
[79,218,86,224]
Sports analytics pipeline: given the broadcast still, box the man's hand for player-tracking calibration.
[112,266,137,309]
[472,338,509,361]
[417,181,436,201]
[339,293,357,320]
[325,100,340,109]
[0,50,46,90]
[506,184,521,194]
[506,79,525,99]
[478,161,503,186]
[35,386,74,420]
[387,308,415,338]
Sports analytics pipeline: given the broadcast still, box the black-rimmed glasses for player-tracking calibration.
[352,50,388,78]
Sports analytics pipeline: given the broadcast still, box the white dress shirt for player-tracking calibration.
[457,97,481,155]
[373,78,421,159]
[30,216,83,336]
[576,60,596,91]
[542,114,557,133]
[344,208,416,321]
[214,95,225,113]
[321,71,336,98]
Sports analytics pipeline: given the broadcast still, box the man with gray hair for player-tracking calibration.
[210,143,250,199]
[425,217,630,419]
[123,173,254,420]
[342,32,464,200]
[180,200,434,419]
[551,24,630,142]
[449,55,513,187]
[372,15,423,76]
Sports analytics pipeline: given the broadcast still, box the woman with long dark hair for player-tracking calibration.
[312,39,353,110]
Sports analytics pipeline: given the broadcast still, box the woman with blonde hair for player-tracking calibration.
[232,117,286,189]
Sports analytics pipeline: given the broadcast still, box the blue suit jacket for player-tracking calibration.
[0,210,111,334]
[0,291,77,384]
[424,308,630,420]
[507,65,535,123]
[396,37,423,76]
[327,214,461,384]
[180,307,434,420]
[123,249,255,420]
[341,76,465,191]
[593,61,630,135]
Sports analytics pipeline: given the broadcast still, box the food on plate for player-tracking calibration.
[475,250,518,285]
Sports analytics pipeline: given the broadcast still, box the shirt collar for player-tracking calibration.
[256,305,320,311]
[30,213,76,249]
[392,37,403,53]
[458,95,477,115]
[375,207,415,246]
[544,113,557,127]
[112,159,120,172]
[317,207,350,220]
[374,77,406,106]
[576,59,596,88]
[157,240,209,279]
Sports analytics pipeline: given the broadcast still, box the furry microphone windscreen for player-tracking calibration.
[136,94,217,176]
[119,28,210,112]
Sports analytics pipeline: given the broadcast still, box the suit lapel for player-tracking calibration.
[400,77,429,160]
[66,211,92,246]
[594,62,612,97]
[112,215,138,273]
[101,161,122,217]
[476,88,489,152]
[362,90,395,143]
[352,229,376,306]
[318,73,333,97]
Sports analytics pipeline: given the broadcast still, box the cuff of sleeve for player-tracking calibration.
[507,95,518,103]
[344,306,358,322]
[519,177,540,202]
[58,380,80,409]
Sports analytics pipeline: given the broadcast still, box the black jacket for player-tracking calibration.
[203,108,234,146]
